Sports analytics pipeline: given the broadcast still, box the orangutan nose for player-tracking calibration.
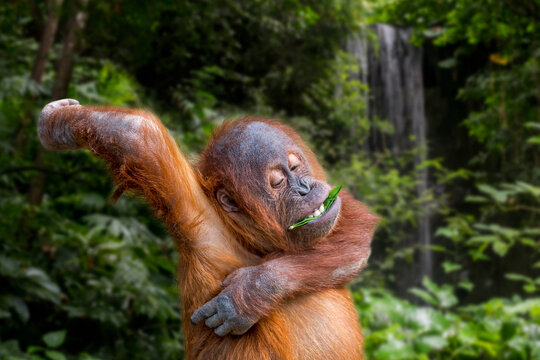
[296,177,311,196]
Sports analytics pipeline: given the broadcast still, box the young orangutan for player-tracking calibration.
[38,99,378,360]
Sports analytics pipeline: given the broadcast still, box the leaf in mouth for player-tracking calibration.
[288,185,342,230]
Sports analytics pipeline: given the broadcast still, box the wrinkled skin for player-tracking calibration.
[191,266,272,336]
[191,121,344,336]
[213,122,342,246]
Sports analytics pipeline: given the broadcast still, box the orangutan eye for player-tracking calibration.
[288,153,301,171]
[270,169,286,188]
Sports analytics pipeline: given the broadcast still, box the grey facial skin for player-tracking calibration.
[215,121,341,248]
[192,121,345,337]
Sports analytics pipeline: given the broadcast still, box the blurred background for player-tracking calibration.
[1,0,539,359]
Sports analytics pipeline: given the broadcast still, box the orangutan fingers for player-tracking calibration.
[205,313,225,328]
[214,321,233,337]
[190,298,218,325]
[213,317,254,337]
[230,324,251,336]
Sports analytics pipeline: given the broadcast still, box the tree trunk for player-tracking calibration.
[31,0,64,85]
[27,0,88,205]
[14,0,64,153]
[52,0,89,100]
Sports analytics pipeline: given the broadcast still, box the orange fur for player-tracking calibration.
[39,103,374,359]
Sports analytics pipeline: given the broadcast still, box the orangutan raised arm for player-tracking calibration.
[40,99,208,234]
[40,100,375,359]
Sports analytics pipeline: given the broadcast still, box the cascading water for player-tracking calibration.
[348,24,432,283]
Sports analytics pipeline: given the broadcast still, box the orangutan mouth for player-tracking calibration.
[288,186,342,230]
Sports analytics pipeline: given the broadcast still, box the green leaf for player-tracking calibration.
[527,136,540,145]
[465,195,487,203]
[442,261,462,273]
[420,277,458,308]
[409,288,438,306]
[10,297,29,322]
[374,339,416,360]
[473,339,497,357]
[0,255,19,276]
[477,184,508,202]
[288,186,342,229]
[505,273,531,282]
[520,237,537,247]
[27,345,46,354]
[492,241,509,256]
[422,276,439,294]
[523,228,540,236]
[42,330,66,348]
[438,58,457,68]
[501,321,518,341]
[468,235,499,244]
[415,334,448,353]
[45,351,66,360]
[515,181,540,197]
[429,245,447,253]
[525,122,540,130]
[458,323,477,344]
[435,227,458,239]
[458,280,474,292]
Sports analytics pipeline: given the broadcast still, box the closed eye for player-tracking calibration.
[270,169,286,189]
[273,178,284,188]
[288,153,301,172]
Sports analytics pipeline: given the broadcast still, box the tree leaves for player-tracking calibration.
[42,330,66,348]
[356,287,540,359]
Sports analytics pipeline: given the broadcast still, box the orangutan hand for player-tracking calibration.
[190,266,284,336]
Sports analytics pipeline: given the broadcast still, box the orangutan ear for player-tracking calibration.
[216,188,240,212]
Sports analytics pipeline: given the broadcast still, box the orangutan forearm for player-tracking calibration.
[38,99,217,240]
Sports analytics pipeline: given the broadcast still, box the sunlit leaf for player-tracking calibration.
[458,280,474,292]
[477,184,508,203]
[442,261,461,273]
[409,288,438,306]
[45,350,67,360]
[492,241,509,256]
[42,330,66,348]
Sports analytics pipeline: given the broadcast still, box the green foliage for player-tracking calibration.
[458,62,540,180]
[0,26,182,357]
[42,331,66,349]
[0,1,368,359]
[298,48,370,161]
[437,181,540,295]
[409,276,458,309]
[1,0,540,359]
[360,3,540,358]
[356,287,540,360]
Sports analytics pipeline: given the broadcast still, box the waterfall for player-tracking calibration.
[348,24,433,282]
